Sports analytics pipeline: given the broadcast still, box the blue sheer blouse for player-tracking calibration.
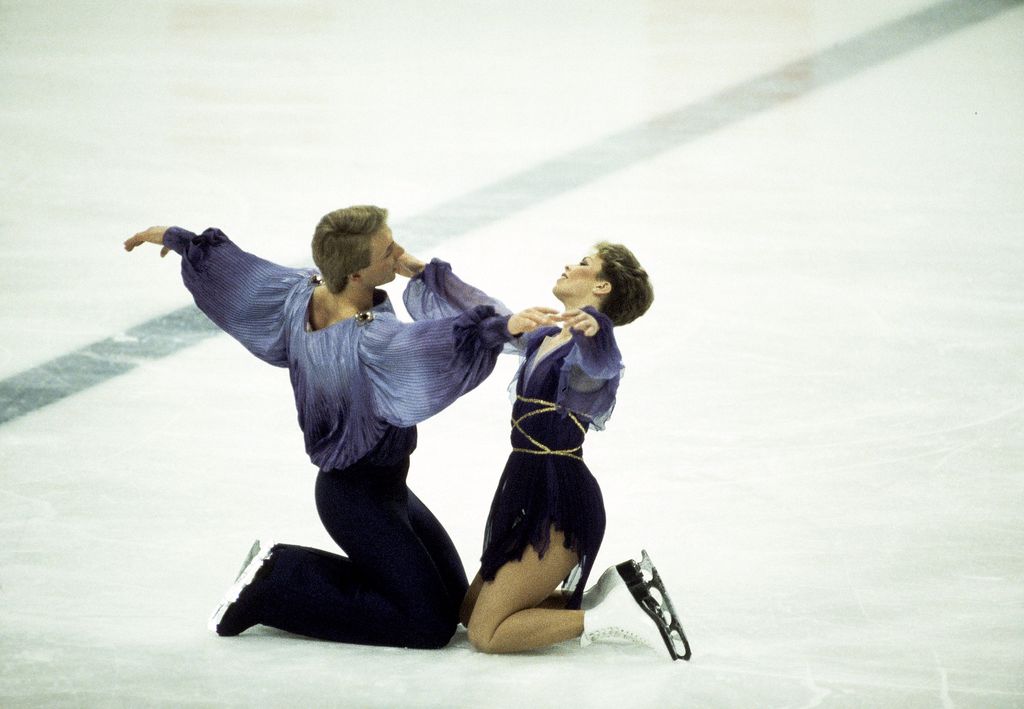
[163,227,513,470]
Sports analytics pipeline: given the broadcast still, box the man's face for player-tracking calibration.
[359,226,405,287]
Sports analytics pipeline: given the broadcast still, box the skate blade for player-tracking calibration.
[235,540,263,581]
[617,550,692,661]
[208,539,275,633]
[640,584,692,661]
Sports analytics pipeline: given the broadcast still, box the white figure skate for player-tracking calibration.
[581,549,692,661]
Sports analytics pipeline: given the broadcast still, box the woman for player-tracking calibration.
[406,243,689,660]
[124,206,555,649]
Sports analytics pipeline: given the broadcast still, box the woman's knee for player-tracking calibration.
[466,617,504,654]
[466,624,492,653]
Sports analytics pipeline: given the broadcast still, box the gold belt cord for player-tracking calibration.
[510,396,586,461]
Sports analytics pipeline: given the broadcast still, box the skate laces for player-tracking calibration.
[587,625,656,648]
[583,577,661,650]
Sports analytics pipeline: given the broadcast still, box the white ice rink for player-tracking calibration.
[2,1,1022,707]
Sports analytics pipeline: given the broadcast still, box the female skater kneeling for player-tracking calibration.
[406,244,689,660]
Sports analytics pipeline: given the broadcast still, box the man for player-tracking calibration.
[125,206,554,647]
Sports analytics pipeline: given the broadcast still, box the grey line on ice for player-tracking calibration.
[1,0,1019,426]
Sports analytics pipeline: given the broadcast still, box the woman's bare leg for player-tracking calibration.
[536,589,572,609]
[459,573,484,627]
[460,571,569,627]
[466,528,583,653]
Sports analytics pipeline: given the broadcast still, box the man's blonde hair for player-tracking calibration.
[311,205,389,293]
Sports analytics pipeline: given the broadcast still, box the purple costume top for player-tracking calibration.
[405,263,624,608]
[163,227,514,471]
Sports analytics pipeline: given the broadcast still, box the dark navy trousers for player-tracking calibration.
[252,457,468,648]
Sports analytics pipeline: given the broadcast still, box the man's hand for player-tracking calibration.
[395,253,425,278]
[124,226,171,257]
[508,307,559,336]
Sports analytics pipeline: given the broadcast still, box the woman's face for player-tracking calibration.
[553,252,606,302]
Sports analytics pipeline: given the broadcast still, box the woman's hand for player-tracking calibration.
[395,253,425,278]
[508,307,559,336]
[558,308,601,337]
[124,227,171,257]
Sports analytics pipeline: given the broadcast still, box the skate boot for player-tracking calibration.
[581,563,622,610]
[208,539,276,636]
[580,550,691,661]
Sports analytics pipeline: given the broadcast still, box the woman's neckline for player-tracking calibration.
[525,328,573,380]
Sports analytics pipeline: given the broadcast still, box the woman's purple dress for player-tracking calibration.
[479,310,621,608]
[405,265,623,609]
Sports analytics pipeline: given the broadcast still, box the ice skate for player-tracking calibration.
[208,538,276,636]
[617,549,692,661]
[581,564,666,656]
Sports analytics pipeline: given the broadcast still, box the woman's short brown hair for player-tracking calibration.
[311,205,389,293]
[595,242,654,326]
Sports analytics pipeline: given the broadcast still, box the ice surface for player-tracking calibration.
[2,1,1022,707]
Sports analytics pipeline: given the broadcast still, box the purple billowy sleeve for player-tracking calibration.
[359,304,513,427]
[404,258,527,353]
[556,307,623,431]
[403,259,512,320]
[163,226,310,367]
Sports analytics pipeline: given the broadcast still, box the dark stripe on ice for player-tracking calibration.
[1,0,1019,426]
